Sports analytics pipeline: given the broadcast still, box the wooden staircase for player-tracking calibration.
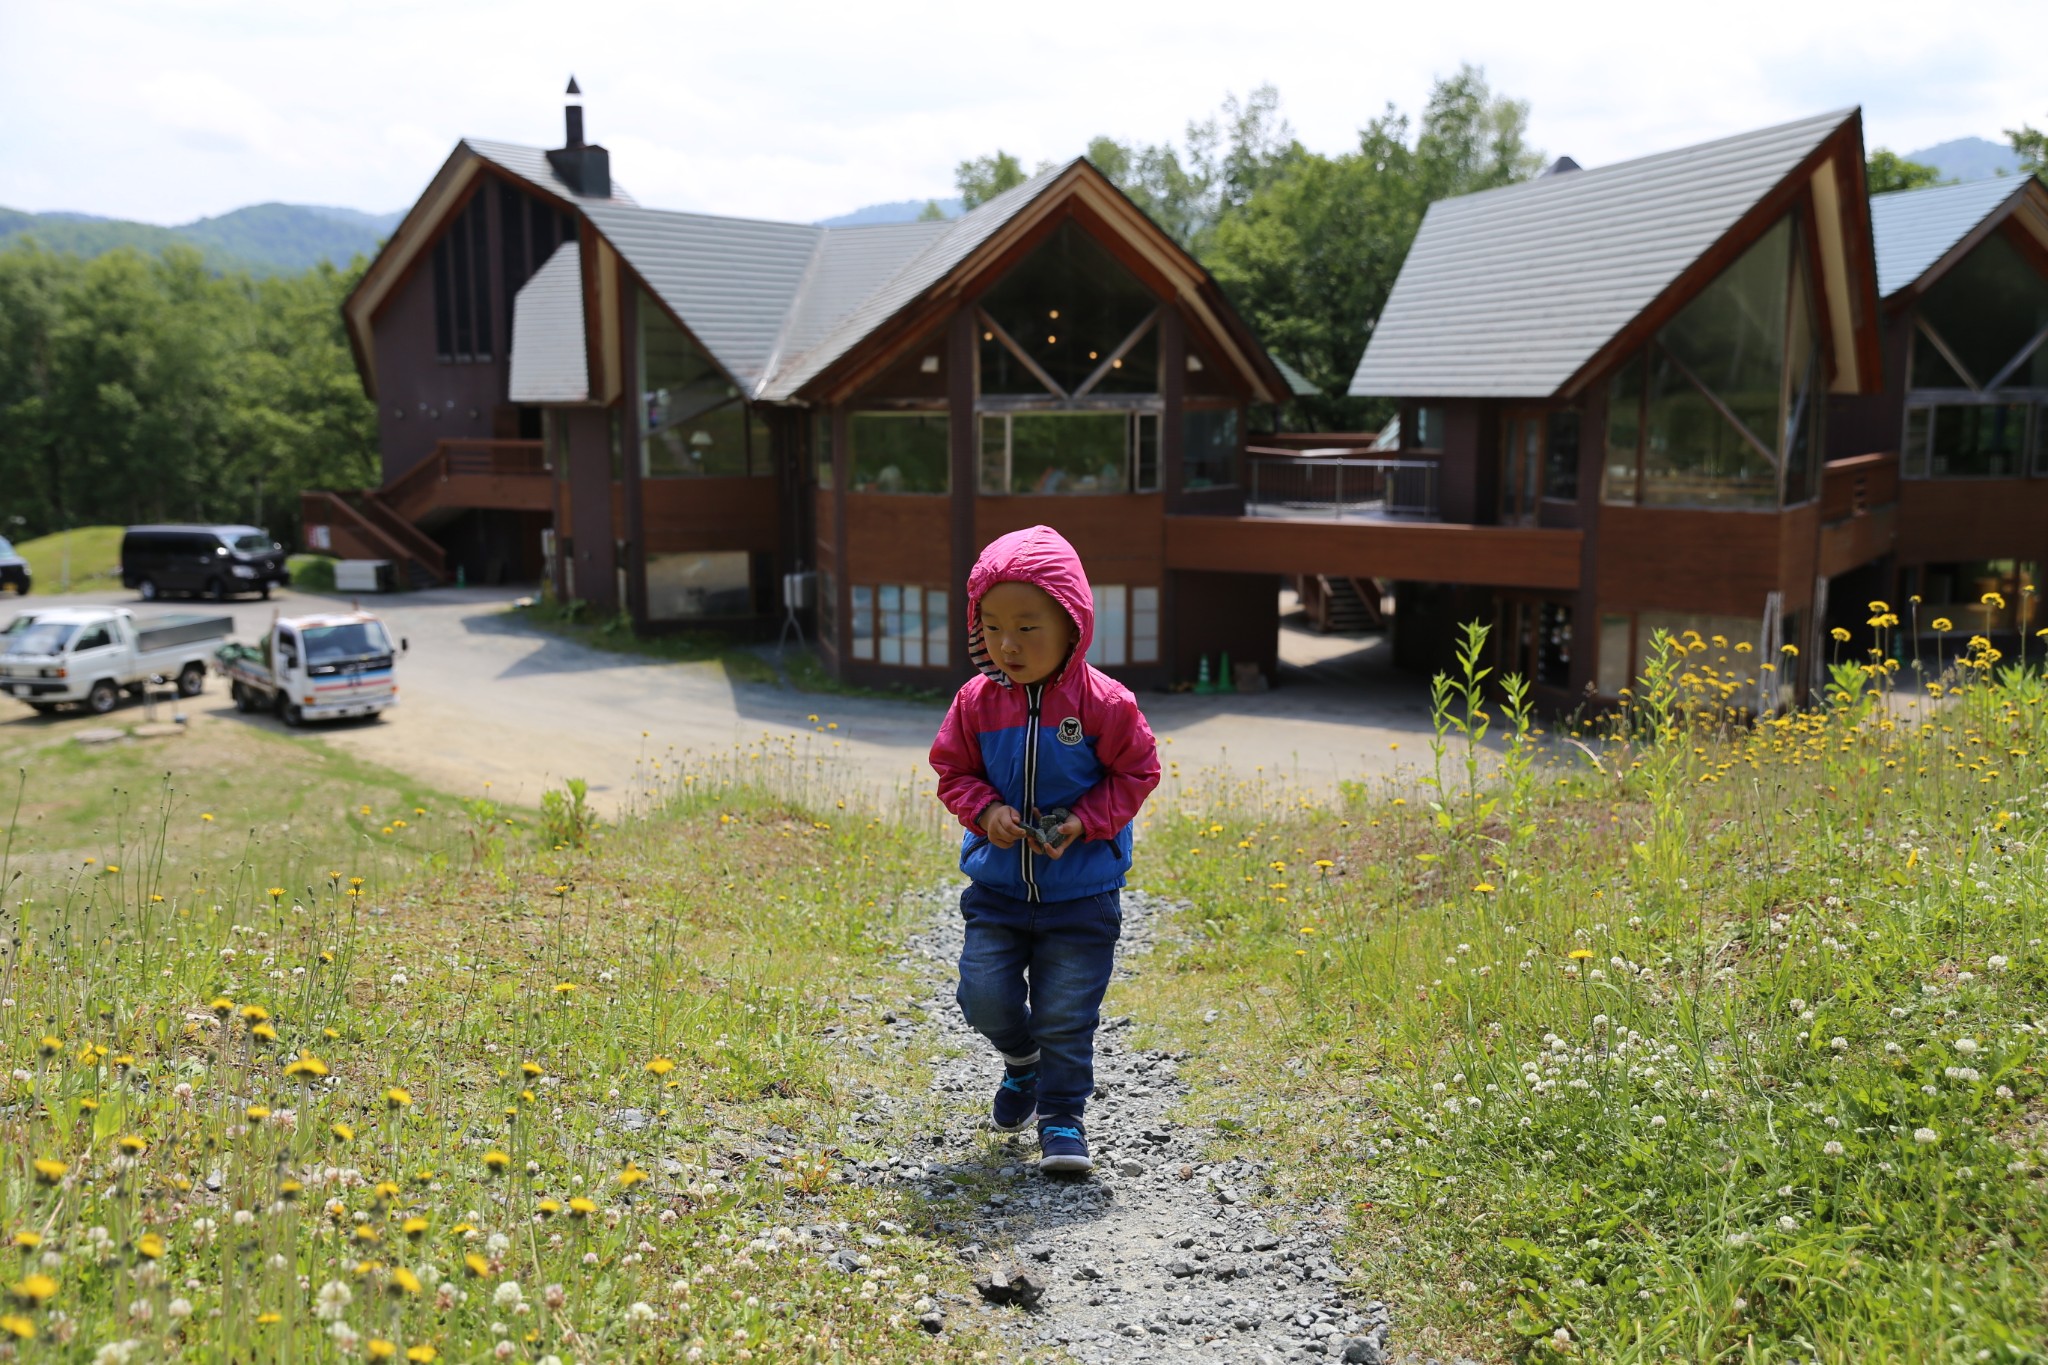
[302,439,552,587]
[1298,575,1386,633]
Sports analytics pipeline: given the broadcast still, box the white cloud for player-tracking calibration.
[0,0,2040,225]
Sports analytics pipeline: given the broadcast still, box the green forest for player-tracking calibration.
[0,68,2026,545]
[0,245,378,544]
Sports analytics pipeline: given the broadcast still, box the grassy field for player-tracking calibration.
[1122,622,2048,1360]
[0,716,1003,1361]
[9,526,125,595]
[6,608,2046,1361]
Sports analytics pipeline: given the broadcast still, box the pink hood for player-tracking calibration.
[965,525,1094,688]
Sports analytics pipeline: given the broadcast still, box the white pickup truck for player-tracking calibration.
[0,606,233,715]
[217,611,404,726]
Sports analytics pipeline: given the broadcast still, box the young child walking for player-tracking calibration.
[929,525,1160,1173]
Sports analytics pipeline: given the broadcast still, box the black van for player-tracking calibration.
[121,525,288,602]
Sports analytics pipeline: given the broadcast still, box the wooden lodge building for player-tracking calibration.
[315,91,2048,702]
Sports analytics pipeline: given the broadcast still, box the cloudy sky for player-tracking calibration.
[1,0,2041,226]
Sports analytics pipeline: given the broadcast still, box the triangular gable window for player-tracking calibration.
[976,221,1160,398]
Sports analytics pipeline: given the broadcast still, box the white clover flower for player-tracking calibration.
[316,1280,353,1320]
[626,1301,658,1324]
[1914,1128,1940,1146]
[1649,1115,1667,1129]
[167,1299,193,1320]
[1955,1037,1980,1055]
[494,1281,525,1309]
[1988,955,2009,971]
[1823,1141,1845,1157]
[1777,1216,1798,1232]
[1829,1037,1848,1051]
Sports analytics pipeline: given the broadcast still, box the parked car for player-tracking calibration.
[1,606,232,715]
[121,525,288,602]
[217,610,404,726]
[0,538,28,595]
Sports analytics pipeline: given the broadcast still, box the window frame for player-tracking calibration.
[975,411,1161,496]
[845,581,950,668]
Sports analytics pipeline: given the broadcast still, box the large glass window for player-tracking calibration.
[1077,584,1159,667]
[1903,404,2033,478]
[645,552,752,620]
[979,413,1156,495]
[813,412,834,491]
[977,221,1160,397]
[1604,215,1824,509]
[1901,227,2048,481]
[1131,586,1160,663]
[848,412,948,494]
[640,290,757,478]
[1915,232,2048,391]
[845,583,948,666]
[1184,407,1240,490]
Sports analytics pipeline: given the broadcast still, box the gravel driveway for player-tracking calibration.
[4,586,1438,812]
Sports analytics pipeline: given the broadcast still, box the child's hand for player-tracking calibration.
[979,804,1026,849]
[1029,811,1085,859]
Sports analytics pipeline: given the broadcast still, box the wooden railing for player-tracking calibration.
[301,491,446,579]
[378,439,550,522]
[1246,452,1439,521]
[1819,451,1898,524]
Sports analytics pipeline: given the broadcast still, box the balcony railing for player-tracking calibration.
[1246,451,1439,521]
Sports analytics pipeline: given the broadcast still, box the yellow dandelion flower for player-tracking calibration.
[645,1057,675,1076]
[0,1314,32,1340]
[245,1105,271,1123]
[285,1054,330,1080]
[9,1275,56,1305]
[279,1179,304,1200]
[9,1232,39,1251]
[407,1347,438,1363]
[1568,948,1595,961]
[373,1181,400,1202]
[385,1087,412,1108]
[209,998,234,1018]
[239,1004,270,1023]
[463,1252,491,1278]
[520,1060,543,1077]
[535,1199,561,1218]
[354,1226,382,1244]
[30,1160,65,1185]
[552,983,576,995]
[567,1197,597,1218]
[117,1135,146,1155]
[37,1035,60,1057]
[331,1122,355,1143]
[1780,643,1798,656]
[388,1267,422,1295]
[368,1340,398,1361]
[1931,617,1953,632]
[250,1023,279,1044]
[1829,627,1851,643]
[1472,882,1496,893]
[403,1217,429,1240]
[617,1166,648,1189]
[256,1312,283,1325]
[135,1234,165,1260]
[482,1151,511,1174]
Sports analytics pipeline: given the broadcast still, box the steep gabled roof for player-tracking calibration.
[1351,109,1858,399]
[581,202,822,395]
[758,165,1070,400]
[508,242,588,403]
[1870,175,2042,298]
[465,139,637,207]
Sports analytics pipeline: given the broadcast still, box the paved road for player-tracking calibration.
[2,587,1439,812]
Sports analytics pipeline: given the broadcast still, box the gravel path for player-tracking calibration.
[836,884,1398,1364]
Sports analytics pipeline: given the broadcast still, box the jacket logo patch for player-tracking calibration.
[1056,716,1084,746]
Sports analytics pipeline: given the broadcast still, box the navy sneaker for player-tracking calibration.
[991,1066,1038,1131]
[1037,1115,1092,1174]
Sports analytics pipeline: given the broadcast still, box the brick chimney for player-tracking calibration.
[547,76,611,199]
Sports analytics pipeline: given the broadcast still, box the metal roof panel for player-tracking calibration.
[1870,176,2030,298]
[508,241,589,403]
[1350,109,1854,399]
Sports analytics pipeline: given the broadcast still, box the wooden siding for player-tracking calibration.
[1897,480,2048,565]
[1595,507,1813,615]
[843,494,951,583]
[1165,516,1582,590]
[623,478,781,554]
[974,496,1165,589]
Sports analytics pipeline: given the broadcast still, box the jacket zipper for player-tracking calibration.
[1021,683,1042,903]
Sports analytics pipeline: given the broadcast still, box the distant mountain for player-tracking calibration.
[1904,136,2024,184]
[816,197,962,227]
[0,202,404,275]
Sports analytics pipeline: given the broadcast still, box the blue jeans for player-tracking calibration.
[955,881,1121,1118]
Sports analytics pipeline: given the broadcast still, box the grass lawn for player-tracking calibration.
[0,715,999,1361]
[10,525,126,594]
[1121,624,2048,1360]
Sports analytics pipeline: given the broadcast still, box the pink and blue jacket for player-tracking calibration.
[929,525,1161,902]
